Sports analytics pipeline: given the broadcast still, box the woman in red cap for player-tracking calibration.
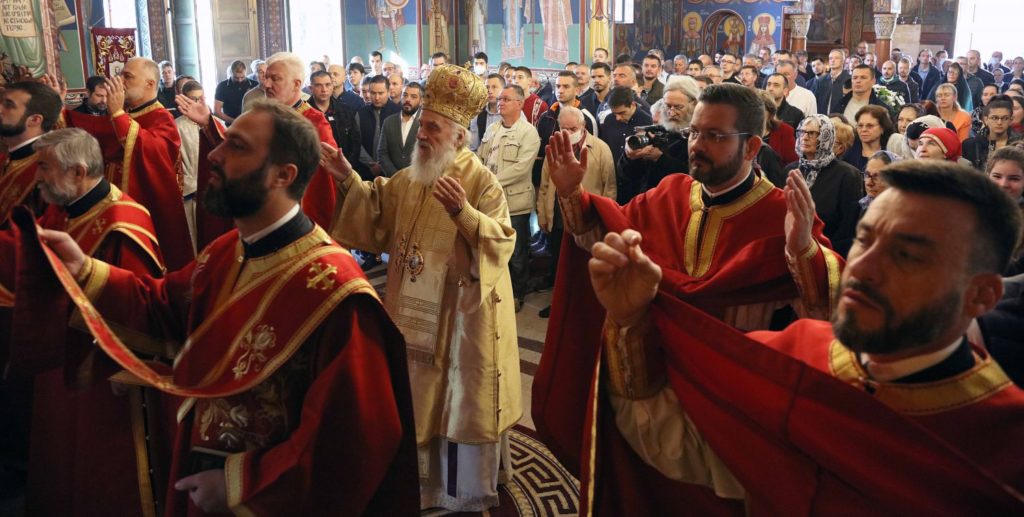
[914,126,962,161]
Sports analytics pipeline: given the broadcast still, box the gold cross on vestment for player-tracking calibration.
[91,218,107,235]
[306,262,337,290]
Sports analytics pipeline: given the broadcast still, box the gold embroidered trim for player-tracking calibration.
[557,186,596,235]
[584,353,601,517]
[120,119,141,192]
[80,259,110,301]
[828,340,1014,415]
[224,451,248,513]
[127,388,157,517]
[0,154,40,218]
[129,102,165,119]
[787,241,824,310]
[602,314,664,400]
[823,247,842,317]
[684,176,774,278]
[176,397,196,424]
[0,281,14,307]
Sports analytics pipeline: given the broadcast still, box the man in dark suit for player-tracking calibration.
[356,74,400,180]
[814,49,851,115]
[377,82,421,177]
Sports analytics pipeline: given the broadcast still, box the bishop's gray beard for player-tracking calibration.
[409,142,457,186]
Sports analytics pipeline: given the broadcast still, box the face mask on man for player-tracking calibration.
[473,64,487,75]
[568,129,584,145]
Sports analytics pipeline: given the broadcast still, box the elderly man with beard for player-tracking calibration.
[571,160,1024,511]
[36,100,419,516]
[0,128,165,516]
[616,76,698,203]
[534,83,843,514]
[47,58,195,270]
[323,64,521,512]
[179,52,338,249]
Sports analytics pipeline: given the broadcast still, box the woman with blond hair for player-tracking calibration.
[933,82,972,141]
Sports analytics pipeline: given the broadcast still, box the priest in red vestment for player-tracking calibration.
[1,128,170,516]
[49,58,195,270]
[574,159,1024,512]
[28,101,418,515]
[0,81,63,224]
[0,80,63,482]
[187,52,337,250]
[533,84,844,513]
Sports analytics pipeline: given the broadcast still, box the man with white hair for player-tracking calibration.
[618,76,696,203]
[323,64,521,512]
[179,51,338,248]
[49,56,194,270]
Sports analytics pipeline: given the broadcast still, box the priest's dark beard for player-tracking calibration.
[831,280,963,355]
[0,114,27,137]
[202,162,270,218]
[688,143,745,188]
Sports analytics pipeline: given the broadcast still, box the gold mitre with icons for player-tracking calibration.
[423,64,488,127]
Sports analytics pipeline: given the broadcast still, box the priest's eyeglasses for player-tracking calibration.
[682,127,750,143]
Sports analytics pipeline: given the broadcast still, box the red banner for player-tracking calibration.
[90,27,136,78]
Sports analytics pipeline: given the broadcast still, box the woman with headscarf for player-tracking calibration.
[783,114,864,256]
[928,62,974,112]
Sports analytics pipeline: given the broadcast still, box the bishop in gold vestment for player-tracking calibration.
[327,64,521,512]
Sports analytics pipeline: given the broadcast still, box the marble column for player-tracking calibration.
[873,13,898,65]
[788,13,811,53]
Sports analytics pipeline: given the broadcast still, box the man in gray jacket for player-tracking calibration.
[477,84,541,310]
[377,82,422,176]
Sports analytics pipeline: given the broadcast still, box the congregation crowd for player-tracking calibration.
[0,34,1022,516]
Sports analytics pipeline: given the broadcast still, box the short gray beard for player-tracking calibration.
[39,180,76,206]
[409,142,457,186]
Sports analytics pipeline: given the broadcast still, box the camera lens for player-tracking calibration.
[626,134,650,149]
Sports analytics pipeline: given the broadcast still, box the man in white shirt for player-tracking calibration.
[777,60,817,118]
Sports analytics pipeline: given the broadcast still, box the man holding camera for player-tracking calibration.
[616,78,699,203]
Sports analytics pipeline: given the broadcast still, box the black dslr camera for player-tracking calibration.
[626,125,685,150]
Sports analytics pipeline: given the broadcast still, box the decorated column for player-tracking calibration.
[788,13,811,53]
[873,13,898,62]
